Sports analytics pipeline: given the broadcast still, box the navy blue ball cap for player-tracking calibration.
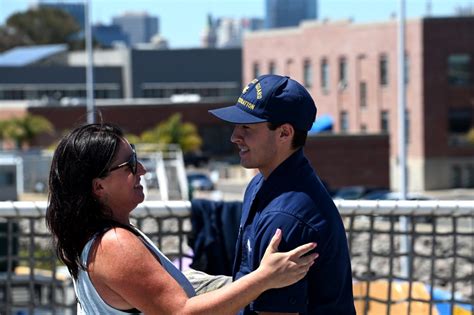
[209,74,317,131]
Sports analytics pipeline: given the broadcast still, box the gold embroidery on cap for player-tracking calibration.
[242,78,259,94]
[255,83,262,99]
[238,97,255,110]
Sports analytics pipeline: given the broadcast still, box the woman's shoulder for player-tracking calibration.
[97,226,142,251]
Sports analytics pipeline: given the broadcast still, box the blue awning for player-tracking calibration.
[0,44,67,67]
[309,114,333,134]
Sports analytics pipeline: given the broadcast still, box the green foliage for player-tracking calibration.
[139,114,202,153]
[125,133,141,145]
[467,128,474,144]
[0,26,33,52]
[2,7,80,51]
[0,114,54,149]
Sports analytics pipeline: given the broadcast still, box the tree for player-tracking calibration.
[5,7,79,48]
[0,114,54,149]
[0,26,33,52]
[140,114,202,153]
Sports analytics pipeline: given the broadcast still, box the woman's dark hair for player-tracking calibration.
[46,123,124,279]
[268,122,308,149]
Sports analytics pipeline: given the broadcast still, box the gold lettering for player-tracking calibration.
[238,97,255,110]
[255,83,262,99]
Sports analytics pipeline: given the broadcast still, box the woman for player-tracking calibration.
[46,123,318,314]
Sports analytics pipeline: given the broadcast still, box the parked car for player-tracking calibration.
[187,172,214,191]
[333,186,388,200]
[365,191,432,201]
[362,189,392,200]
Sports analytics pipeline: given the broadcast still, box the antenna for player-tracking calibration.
[426,0,432,17]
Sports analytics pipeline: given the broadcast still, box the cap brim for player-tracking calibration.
[209,105,267,124]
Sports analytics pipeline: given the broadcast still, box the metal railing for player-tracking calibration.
[0,200,473,315]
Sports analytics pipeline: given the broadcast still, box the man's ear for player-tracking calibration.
[279,124,294,141]
[92,178,105,199]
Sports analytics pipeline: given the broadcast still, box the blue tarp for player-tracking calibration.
[309,114,333,134]
[429,286,473,315]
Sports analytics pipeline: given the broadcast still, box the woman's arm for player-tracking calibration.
[88,228,317,315]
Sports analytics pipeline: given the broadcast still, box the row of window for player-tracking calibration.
[252,53,472,97]
[0,88,121,100]
[253,54,405,93]
[338,109,410,141]
[141,87,239,98]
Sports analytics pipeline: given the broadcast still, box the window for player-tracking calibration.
[303,59,313,88]
[360,124,367,133]
[269,61,276,74]
[404,53,410,85]
[253,62,260,78]
[379,54,388,86]
[449,108,472,134]
[360,81,367,108]
[448,54,471,85]
[468,165,474,188]
[452,165,463,188]
[340,111,349,132]
[321,58,329,91]
[285,58,294,76]
[405,110,410,144]
[381,110,389,133]
[0,172,14,187]
[338,57,348,89]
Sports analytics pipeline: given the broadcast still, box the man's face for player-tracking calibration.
[230,122,280,178]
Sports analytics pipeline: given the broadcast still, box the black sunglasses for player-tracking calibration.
[108,144,138,175]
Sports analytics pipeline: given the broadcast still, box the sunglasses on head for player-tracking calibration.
[108,144,138,175]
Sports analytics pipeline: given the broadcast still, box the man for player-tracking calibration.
[209,74,355,314]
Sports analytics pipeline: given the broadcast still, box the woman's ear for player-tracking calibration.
[92,178,104,199]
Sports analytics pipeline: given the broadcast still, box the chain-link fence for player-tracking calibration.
[0,200,472,315]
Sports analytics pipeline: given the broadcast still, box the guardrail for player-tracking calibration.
[0,200,473,315]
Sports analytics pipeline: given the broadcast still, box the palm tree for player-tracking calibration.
[140,113,202,153]
[1,114,54,149]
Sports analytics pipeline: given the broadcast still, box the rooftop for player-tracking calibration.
[0,44,67,67]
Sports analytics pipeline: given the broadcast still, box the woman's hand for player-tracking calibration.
[257,228,318,289]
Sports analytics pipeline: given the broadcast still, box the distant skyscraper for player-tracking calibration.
[202,15,263,49]
[92,24,129,48]
[37,1,85,29]
[112,12,159,46]
[265,0,317,29]
[201,14,217,48]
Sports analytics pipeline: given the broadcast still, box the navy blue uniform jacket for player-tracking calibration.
[233,149,356,314]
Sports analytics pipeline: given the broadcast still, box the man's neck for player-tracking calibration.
[260,147,299,179]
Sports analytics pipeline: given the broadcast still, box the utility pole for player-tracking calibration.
[398,0,410,278]
[85,0,95,123]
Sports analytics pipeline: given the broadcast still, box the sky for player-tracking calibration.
[1,0,473,48]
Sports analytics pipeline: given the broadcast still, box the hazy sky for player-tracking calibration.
[1,0,472,48]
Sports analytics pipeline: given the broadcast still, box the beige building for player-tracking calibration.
[242,16,474,191]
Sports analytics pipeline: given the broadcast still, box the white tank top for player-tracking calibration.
[73,227,196,314]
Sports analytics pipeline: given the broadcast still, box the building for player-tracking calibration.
[243,16,474,190]
[92,24,129,48]
[112,12,159,46]
[201,14,217,48]
[215,17,264,48]
[0,46,242,104]
[201,15,264,48]
[265,0,317,29]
